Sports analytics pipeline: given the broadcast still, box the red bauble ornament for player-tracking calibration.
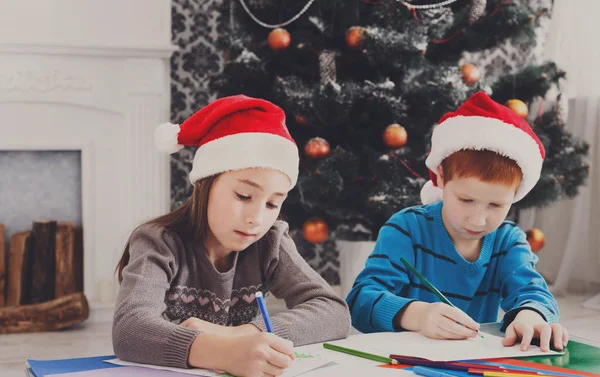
[383,124,408,149]
[268,28,291,51]
[460,63,480,87]
[302,217,329,244]
[295,115,308,125]
[506,99,529,119]
[304,137,330,160]
[345,26,366,50]
[526,228,545,253]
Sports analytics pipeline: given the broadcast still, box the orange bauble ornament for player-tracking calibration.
[383,124,408,149]
[506,99,529,119]
[460,63,480,86]
[345,26,366,50]
[302,217,329,244]
[526,228,545,253]
[268,28,291,51]
[304,137,330,160]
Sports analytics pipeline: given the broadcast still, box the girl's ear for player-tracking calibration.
[436,165,445,189]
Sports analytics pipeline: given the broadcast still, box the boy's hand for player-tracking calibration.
[502,309,569,352]
[412,302,480,340]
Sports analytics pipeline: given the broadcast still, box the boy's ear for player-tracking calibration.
[436,165,445,189]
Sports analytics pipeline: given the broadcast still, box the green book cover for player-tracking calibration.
[480,323,600,374]
[519,340,600,374]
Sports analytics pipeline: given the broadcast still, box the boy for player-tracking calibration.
[347,92,568,352]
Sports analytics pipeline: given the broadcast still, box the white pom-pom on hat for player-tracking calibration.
[155,122,184,154]
[420,180,444,205]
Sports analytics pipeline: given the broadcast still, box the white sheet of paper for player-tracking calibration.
[305,364,414,377]
[327,331,561,362]
[106,352,331,377]
[104,359,221,377]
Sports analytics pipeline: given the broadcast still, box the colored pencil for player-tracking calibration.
[399,257,484,338]
[389,355,504,372]
[413,366,461,377]
[482,372,553,377]
[468,369,544,376]
[255,292,273,333]
[391,358,470,372]
[389,355,545,376]
[449,363,504,370]
[323,343,398,364]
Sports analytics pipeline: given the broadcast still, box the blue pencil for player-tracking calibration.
[413,366,461,377]
[255,291,274,333]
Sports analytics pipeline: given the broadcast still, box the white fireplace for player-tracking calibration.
[0,0,175,308]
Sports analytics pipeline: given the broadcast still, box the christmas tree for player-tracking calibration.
[211,0,589,243]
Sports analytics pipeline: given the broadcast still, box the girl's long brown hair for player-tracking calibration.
[116,175,218,283]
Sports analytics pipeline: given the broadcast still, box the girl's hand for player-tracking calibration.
[181,317,260,337]
[502,309,569,352]
[181,317,230,335]
[224,332,294,377]
[418,302,481,340]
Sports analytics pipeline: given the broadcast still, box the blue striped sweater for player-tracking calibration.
[346,201,559,334]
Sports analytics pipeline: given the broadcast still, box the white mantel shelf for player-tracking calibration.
[0,43,177,58]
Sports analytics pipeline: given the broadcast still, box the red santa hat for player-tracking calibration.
[154,95,299,186]
[420,91,545,204]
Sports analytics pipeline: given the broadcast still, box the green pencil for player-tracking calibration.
[399,256,484,338]
[323,343,398,364]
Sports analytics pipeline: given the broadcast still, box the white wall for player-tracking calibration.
[0,0,172,47]
[531,0,600,297]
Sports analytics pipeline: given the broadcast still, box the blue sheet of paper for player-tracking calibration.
[50,366,192,377]
[27,355,120,377]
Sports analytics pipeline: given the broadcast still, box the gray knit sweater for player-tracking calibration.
[112,220,351,368]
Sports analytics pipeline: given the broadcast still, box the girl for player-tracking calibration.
[112,95,350,377]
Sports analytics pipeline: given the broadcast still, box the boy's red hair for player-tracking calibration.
[441,149,522,188]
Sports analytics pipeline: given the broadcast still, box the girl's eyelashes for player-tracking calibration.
[236,193,251,201]
[236,193,280,209]
[459,198,473,203]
